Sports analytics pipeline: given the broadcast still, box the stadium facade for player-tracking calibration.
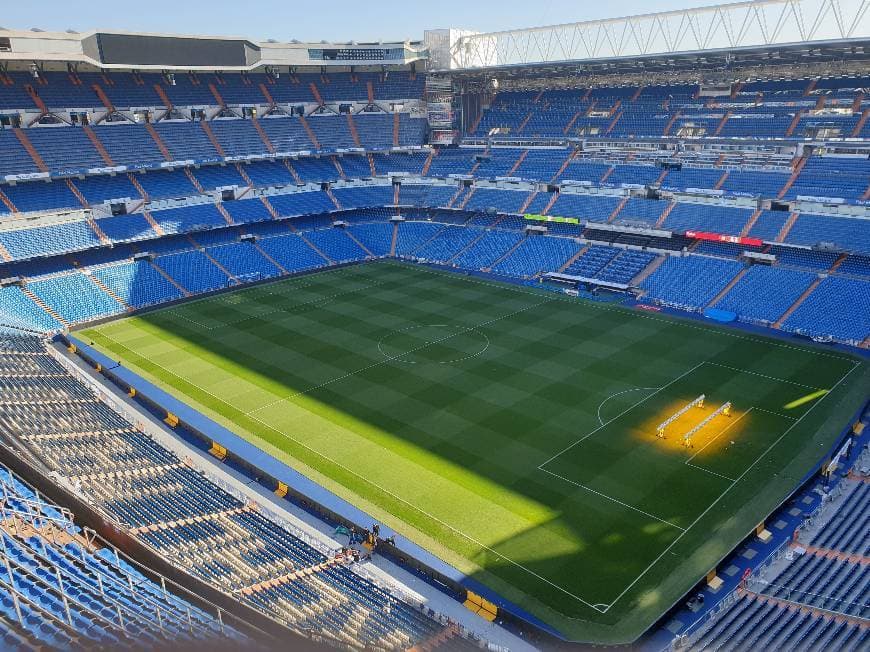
[0,1,868,649]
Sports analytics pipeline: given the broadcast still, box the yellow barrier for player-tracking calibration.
[127,387,136,398]
[275,482,289,498]
[67,344,77,354]
[164,412,179,428]
[209,442,227,461]
[463,591,497,621]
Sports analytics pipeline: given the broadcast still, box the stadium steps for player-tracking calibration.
[0,242,13,262]
[208,83,226,107]
[861,179,870,202]
[654,168,669,185]
[773,276,822,328]
[251,118,275,153]
[739,208,764,237]
[82,125,114,166]
[605,110,623,135]
[87,273,133,312]
[784,110,806,138]
[346,113,362,148]
[251,241,290,274]
[150,260,191,297]
[23,84,49,116]
[775,212,800,242]
[420,149,436,176]
[389,222,399,256]
[706,266,749,309]
[153,83,173,109]
[483,235,527,272]
[713,170,729,190]
[393,184,400,204]
[393,112,400,147]
[518,190,538,214]
[216,203,235,226]
[145,123,173,161]
[325,188,342,210]
[630,254,666,286]
[607,196,629,223]
[284,160,303,184]
[238,558,341,595]
[541,191,560,215]
[654,200,676,227]
[467,107,484,135]
[200,122,226,157]
[662,109,682,136]
[506,149,528,176]
[599,166,615,184]
[128,505,252,536]
[332,156,347,180]
[794,543,870,566]
[188,236,237,283]
[851,108,870,137]
[516,111,533,133]
[456,187,476,210]
[127,173,150,202]
[261,197,280,219]
[184,168,206,193]
[85,215,111,245]
[551,149,578,182]
[89,83,114,114]
[828,253,848,273]
[235,163,254,187]
[557,245,589,273]
[777,156,808,198]
[298,116,321,149]
[367,153,378,177]
[308,81,325,106]
[293,229,335,265]
[803,79,818,96]
[13,129,48,172]
[258,82,276,107]
[0,187,19,214]
[742,589,867,629]
[446,228,489,264]
[366,80,375,105]
[713,110,732,136]
[141,210,166,236]
[445,186,465,209]
[65,179,90,208]
[19,287,68,328]
[344,229,375,257]
[563,109,583,135]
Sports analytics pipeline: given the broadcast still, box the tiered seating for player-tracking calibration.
[782,276,870,342]
[714,266,816,322]
[784,213,870,254]
[346,223,393,257]
[92,261,183,308]
[149,203,228,234]
[157,249,229,294]
[223,198,273,225]
[0,459,242,648]
[27,273,123,324]
[205,242,280,280]
[0,221,102,260]
[93,123,166,167]
[0,286,62,332]
[154,122,220,161]
[26,128,104,173]
[1,180,81,214]
[491,235,580,278]
[256,233,329,273]
[332,185,395,209]
[0,336,454,650]
[453,230,524,270]
[394,222,444,256]
[662,203,753,235]
[304,228,367,263]
[414,226,484,263]
[192,164,247,190]
[640,255,743,308]
[268,191,337,217]
[74,174,141,205]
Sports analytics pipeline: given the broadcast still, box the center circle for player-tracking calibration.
[378,324,490,365]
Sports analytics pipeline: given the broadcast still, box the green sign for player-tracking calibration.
[524,214,580,225]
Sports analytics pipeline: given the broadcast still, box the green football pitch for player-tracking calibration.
[79,260,868,643]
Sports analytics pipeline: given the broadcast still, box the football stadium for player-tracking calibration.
[0,1,868,650]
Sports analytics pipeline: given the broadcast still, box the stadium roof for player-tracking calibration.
[441,0,870,71]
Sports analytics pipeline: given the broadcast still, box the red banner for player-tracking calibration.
[685,231,763,247]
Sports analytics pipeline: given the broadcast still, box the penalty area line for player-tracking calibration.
[601,360,861,613]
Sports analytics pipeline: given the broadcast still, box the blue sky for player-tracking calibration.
[3,0,724,43]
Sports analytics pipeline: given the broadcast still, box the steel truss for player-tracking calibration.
[450,0,870,69]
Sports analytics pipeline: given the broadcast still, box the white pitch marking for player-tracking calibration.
[596,387,660,426]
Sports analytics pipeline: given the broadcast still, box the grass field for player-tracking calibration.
[79,260,869,643]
